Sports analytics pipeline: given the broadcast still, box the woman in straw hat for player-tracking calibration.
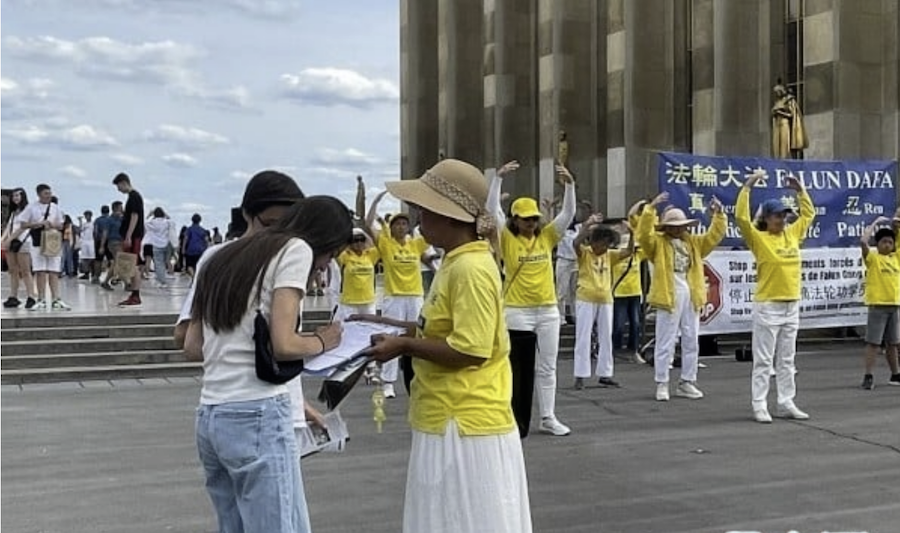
[736,171,815,423]
[357,158,532,533]
[636,191,727,402]
[364,192,431,398]
[486,160,577,437]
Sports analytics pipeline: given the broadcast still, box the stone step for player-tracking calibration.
[2,324,176,342]
[0,350,189,370]
[0,362,202,385]
[1,337,176,356]
[0,310,333,330]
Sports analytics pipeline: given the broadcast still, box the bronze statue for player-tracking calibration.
[355,175,366,222]
[557,130,569,167]
[771,81,808,159]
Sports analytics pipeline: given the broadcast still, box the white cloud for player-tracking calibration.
[1,76,64,120]
[161,153,199,168]
[111,153,145,166]
[58,165,88,178]
[230,170,253,181]
[311,147,380,168]
[144,124,230,150]
[4,35,253,111]
[280,68,399,108]
[3,123,118,150]
[6,0,303,19]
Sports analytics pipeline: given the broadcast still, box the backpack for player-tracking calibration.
[185,226,208,256]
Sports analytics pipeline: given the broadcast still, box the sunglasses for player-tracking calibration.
[351,236,367,243]
[521,216,540,223]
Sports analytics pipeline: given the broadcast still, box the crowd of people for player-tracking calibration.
[1,174,224,309]
[158,161,898,532]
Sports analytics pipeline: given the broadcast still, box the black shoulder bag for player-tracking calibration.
[28,203,52,247]
[253,248,307,384]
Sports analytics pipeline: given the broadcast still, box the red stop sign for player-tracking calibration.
[701,262,723,325]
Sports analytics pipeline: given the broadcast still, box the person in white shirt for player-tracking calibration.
[77,210,96,281]
[144,207,172,287]
[18,184,70,311]
[2,188,37,308]
[183,196,351,533]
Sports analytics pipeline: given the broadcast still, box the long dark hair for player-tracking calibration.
[10,188,28,212]
[192,196,353,333]
[506,215,542,237]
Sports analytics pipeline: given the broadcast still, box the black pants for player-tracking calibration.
[508,330,537,438]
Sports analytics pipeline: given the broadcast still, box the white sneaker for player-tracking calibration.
[382,383,396,399]
[538,416,571,436]
[675,380,704,399]
[753,409,773,424]
[51,299,72,311]
[29,299,47,311]
[655,382,670,401]
[775,403,810,420]
[632,352,647,365]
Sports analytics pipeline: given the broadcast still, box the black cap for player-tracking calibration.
[240,170,305,216]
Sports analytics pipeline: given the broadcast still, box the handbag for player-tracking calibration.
[41,229,62,257]
[252,248,305,384]
[114,252,138,280]
[9,238,23,253]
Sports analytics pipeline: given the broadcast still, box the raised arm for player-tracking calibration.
[364,190,388,241]
[486,160,520,228]
[573,214,603,251]
[784,175,815,243]
[697,196,727,257]
[860,216,891,259]
[637,193,667,257]
[735,172,764,249]
[550,165,576,237]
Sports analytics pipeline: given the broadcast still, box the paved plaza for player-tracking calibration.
[2,277,899,533]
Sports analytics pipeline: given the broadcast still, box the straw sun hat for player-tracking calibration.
[385,159,495,236]
[655,207,699,231]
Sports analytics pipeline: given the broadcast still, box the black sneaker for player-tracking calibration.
[597,377,621,388]
[3,297,21,308]
[23,297,36,309]
[861,374,874,390]
[889,374,900,386]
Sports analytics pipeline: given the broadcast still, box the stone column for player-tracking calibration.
[400,0,439,180]
[606,0,627,215]
[484,0,539,200]
[438,0,484,168]
[802,0,898,160]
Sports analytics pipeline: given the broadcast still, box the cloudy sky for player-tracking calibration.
[1,0,401,231]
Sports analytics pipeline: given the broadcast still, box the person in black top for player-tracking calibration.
[113,173,145,307]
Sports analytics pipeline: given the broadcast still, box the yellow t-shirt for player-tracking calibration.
[500,225,560,307]
[336,248,380,305]
[576,246,624,304]
[736,188,815,302]
[377,232,428,296]
[612,249,643,298]
[864,252,900,306]
[409,240,515,436]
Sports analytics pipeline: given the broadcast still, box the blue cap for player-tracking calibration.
[760,198,793,217]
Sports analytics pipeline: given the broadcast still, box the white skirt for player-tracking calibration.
[403,420,532,533]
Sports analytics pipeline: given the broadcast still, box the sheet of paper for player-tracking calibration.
[303,321,405,373]
[296,410,350,458]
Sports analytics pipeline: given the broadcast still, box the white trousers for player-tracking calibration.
[555,258,577,317]
[381,295,423,383]
[505,306,561,419]
[653,288,700,384]
[335,302,376,323]
[574,301,614,378]
[751,301,799,411]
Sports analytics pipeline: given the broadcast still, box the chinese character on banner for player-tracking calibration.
[666,162,690,184]
[692,164,718,187]
[780,195,798,211]
[718,165,743,188]
[689,193,706,214]
[843,196,862,216]
[744,166,769,186]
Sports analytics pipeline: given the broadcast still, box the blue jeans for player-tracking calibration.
[612,296,642,351]
[195,394,310,533]
[152,246,168,285]
[62,241,76,276]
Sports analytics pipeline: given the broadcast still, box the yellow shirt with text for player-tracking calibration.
[735,187,815,302]
[612,248,643,298]
[336,248,380,305]
[576,246,624,304]
[500,225,560,307]
[410,240,515,436]
[864,252,900,306]
[377,233,428,296]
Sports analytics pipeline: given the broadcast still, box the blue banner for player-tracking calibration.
[657,152,898,248]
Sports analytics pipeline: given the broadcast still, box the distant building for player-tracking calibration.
[400,0,900,216]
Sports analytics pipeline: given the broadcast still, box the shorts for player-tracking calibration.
[143,244,154,263]
[94,239,103,260]
[185,254,202,270]
[106,241,123,261]
[122,237,145,266]
[866,306,900,345]
[29,247,62,273]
